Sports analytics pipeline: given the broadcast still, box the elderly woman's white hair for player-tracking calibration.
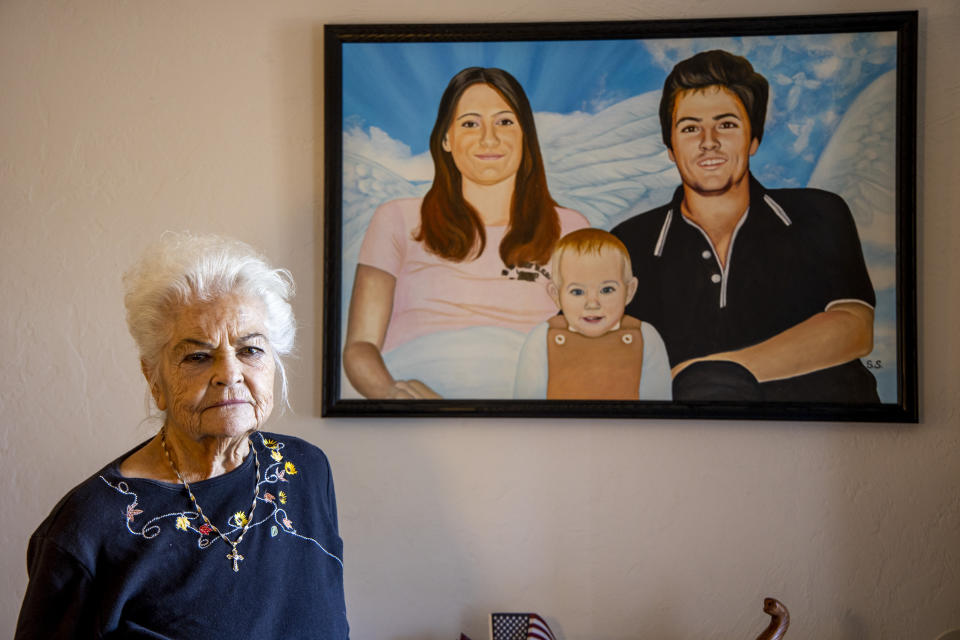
[123,232,296,409]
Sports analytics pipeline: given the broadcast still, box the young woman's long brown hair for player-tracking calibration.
[416,67,560,267]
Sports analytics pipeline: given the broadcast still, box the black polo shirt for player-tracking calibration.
[611,175,879,403]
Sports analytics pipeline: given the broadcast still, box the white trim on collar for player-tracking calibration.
[654,191,792,258]
[764,193,792,226]
[653,208,674,257]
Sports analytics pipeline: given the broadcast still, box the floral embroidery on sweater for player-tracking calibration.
[100,433,343,567]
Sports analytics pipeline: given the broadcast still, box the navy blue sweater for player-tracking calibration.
[16,432,349,639]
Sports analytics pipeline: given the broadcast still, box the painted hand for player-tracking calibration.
[390,379,442,399]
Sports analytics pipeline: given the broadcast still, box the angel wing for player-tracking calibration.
[537,90,679,230]
[807,70,898,402]
[807,70,897,290]
[341,150,427,274]
[338,149,428,322]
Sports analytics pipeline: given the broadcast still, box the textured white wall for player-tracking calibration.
[1,1,958,638]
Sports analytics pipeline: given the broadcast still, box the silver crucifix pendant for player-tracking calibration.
[226,548,244,572]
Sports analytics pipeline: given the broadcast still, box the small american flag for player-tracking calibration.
[491,613,557,640]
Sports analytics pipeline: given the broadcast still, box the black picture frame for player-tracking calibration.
[322,12,918,422]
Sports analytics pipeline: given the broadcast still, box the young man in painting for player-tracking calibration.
[513,228,671,400]
[611,50,879,403]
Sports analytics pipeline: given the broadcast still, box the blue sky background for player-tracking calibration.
[343,40,666,147]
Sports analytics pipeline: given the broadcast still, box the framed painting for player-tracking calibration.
[322,12,918,421]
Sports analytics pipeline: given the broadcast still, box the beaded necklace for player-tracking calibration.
[160,427,260,572]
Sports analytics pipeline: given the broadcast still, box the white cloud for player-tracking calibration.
[786,84,804,112]
[343,125,434,182]
[795,33,856,57]
[789,117,815,154]
[778,72,821,111]
[813,56,842,80]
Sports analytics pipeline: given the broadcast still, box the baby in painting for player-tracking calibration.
[513,228,672,400]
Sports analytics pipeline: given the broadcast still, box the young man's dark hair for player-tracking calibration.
[658,50,770,149]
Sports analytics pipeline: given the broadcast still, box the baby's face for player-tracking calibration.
[553,249,636,338]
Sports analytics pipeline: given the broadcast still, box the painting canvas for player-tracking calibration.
[322,13,918,421]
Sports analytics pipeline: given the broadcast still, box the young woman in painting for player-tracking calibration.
[344,67,588,399]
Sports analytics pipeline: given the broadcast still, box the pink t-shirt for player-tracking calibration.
[358,198,590,353]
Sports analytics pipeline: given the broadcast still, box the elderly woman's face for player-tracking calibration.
[150,293,275,441]
[442,83,523,189]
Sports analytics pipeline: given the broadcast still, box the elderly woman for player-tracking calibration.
[15,234,348,638]
[344,67,588,399]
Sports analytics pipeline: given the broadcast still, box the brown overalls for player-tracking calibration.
[546,314,645,399]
